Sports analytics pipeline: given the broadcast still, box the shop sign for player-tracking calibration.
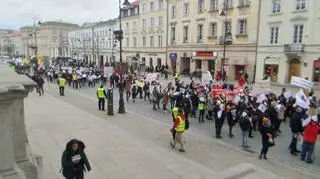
[169,53,177,63]
[195,51,217,57]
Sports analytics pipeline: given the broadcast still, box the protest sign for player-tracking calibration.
[135,80,145,88]
[290,76,313,89]
[145,73,158,82]
[284,91,292,99]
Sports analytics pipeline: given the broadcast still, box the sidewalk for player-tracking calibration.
[24,92,319,179]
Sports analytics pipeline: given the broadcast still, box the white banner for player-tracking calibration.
[201,71,213,85]
[104,67,114,77]
[290,76,313,89]
[145,73,158,82]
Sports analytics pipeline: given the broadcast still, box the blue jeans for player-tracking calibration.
[191,105,197,117]
[242,131,249,147]
[301,141,315,162]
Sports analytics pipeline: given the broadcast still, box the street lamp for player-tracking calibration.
[220,0,232,82]
[116,0,130,114]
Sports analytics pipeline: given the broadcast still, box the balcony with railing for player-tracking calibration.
[219,35,233,45]
[284,44,305,53]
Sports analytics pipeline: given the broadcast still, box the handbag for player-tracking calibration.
[268,137,275,147]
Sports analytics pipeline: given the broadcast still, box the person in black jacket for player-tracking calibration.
[239,111,251,148]
[61,139,91,179]
[259,117,274,160]
[289,107,304,156]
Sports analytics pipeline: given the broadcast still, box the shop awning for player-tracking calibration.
[265,57,279,65]
[314,59,320,68]
[225,57,247,65]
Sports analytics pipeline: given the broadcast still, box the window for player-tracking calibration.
[270,26,279,44]
[133,21,137,29]
[126,22,129,29]
[198,24,203,41]
[183,26,189,43]
[158,16,163,26]
[183,3,189,16]
[209,23,217,36]
[150,2,154,11]
[238,19,247,35]
[158,35,163,47]
[126,37,130,47]
[171,6,176,18]
[226,0,233,8]
[142,3,147,12]
[210,0,218,10]
[196,60,202,69]
[150,36,154,47]
[133,37,137,47]
[142,19,147,28]
[198,0,204,13]
[142,36,147,47]
[224,21,232,34]
[171,27,176,43]
[150,17,155,27]
[272,0,281,13]
[239,0,249,6]
[159,0,163,9]
[293,24,304,44]
[296,0,306,10]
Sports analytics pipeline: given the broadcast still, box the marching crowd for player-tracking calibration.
[20,62,320,178]
[120,73,320,163]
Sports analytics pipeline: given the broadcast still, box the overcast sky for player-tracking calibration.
[0,0,120,30]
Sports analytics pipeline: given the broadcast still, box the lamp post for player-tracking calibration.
[116,0,130,114]
[220,0,230,82]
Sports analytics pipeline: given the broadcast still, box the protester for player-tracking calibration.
[259,117,274,160]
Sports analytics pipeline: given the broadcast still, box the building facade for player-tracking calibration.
[167,0,259,81]
[121,0,168,71]
[255,0,320,84]
[121,0,141,68]
[68,20,119,66]
[20,21,79,59]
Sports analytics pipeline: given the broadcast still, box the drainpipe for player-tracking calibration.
[252,0,262,84]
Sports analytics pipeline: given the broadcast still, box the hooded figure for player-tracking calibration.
[61,139,91,179]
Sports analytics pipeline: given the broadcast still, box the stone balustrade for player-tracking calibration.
[0,61,42,179]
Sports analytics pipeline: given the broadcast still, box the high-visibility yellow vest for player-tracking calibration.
[97,88,105,98]
[172,107,179,119]
[198,103,205,110]
[175,72,180,79]
[175,116,185,133]
[72,74,77,81]
[59,78,66,87]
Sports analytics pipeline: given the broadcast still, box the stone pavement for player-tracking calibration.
[24,87,320,178]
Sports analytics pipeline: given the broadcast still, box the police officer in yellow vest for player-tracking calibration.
[198,100,206,123]
[72,73,78,89]
[58,75,66,96]
[97,85,107,111]
[170,109,186,152]
[174,72,180,84]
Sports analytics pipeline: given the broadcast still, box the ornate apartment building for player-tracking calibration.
[121,0,168,69]
[255,0,320,84]
[68,20,119,66]
[167,0,260,81]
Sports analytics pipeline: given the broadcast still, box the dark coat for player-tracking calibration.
[290,112,304,133]
[239,116,251,132]
[61,139,91,178]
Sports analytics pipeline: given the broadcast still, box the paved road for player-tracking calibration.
[24,78,320,179]
[48,78,320,170]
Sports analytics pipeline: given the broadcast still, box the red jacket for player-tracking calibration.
[303,121,320,143]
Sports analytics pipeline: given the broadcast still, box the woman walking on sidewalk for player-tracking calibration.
[61,139,91,179]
